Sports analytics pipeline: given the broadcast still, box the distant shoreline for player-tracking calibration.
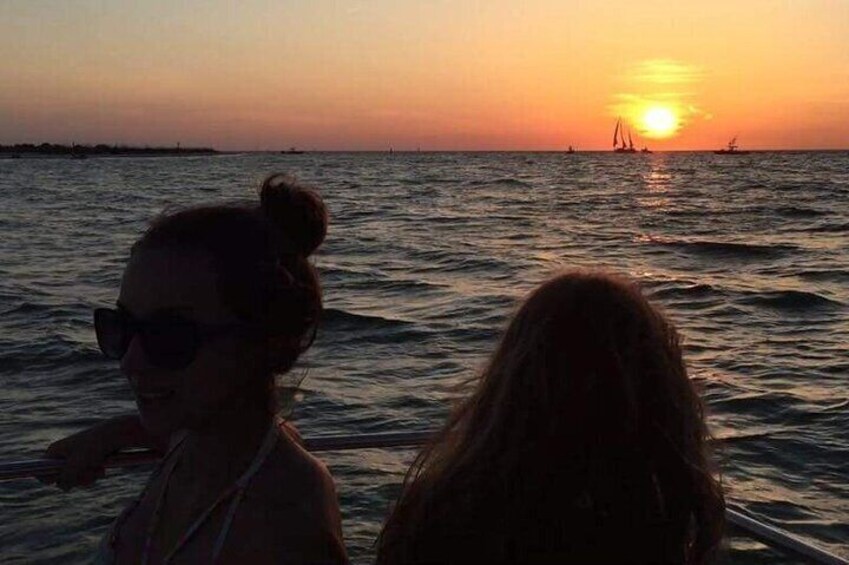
[0,144,218,159]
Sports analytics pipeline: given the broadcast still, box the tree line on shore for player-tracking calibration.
[0,143,217,156]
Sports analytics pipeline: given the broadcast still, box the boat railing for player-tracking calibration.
[1,430,845,565]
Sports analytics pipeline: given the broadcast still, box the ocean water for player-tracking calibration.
[0,152,846,563]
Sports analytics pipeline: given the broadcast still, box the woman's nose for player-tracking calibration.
[120,334,150,384]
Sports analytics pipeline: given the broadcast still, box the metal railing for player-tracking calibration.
[1,430,845,565]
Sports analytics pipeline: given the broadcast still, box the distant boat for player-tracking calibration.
[714,137,750,155]
[641,147,652,154]
[566,145,575,154]
[281,147,304,155]
[613,118,637,153]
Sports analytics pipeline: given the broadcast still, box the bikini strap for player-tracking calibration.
[211,422,280,560]
[140,432,191,564]
[108,431,189,553]
[159,422,280,563]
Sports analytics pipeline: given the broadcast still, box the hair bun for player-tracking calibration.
[259,173,328,257]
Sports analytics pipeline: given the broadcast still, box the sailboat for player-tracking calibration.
[714,137,750,155]
[613,118,637,153]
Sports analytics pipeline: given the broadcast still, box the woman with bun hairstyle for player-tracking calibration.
[376,271,724,564]
[45,174,347,564]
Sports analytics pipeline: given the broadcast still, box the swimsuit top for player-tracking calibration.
[94,422,279,564]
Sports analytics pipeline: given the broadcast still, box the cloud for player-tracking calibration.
[628,59,704,86]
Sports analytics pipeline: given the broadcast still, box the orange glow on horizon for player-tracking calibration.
[0,1,847,151]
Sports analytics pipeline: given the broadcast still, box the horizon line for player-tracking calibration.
[234,148,849,153]
[3,143,849,154]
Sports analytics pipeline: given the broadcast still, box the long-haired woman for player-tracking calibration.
[377,270,725,564]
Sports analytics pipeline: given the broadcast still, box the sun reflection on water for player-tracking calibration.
[638,155,674,210]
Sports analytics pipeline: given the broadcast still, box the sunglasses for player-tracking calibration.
[93,307,247,370]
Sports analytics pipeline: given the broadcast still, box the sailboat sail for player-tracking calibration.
[612,117,645,153]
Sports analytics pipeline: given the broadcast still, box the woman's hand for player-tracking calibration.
[43,428,109,490]
[42,414,158,490]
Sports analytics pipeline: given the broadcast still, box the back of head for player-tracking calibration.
[135,172,327,376]
[378,270,724,564]
[493,271,697,460]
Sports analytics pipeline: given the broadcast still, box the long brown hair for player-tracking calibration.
[377,270,724,564]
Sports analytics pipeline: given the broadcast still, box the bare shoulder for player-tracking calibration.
[222,422,348,564]
[251,421,339,506]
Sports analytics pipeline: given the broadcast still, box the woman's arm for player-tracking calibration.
[43,414,166,490]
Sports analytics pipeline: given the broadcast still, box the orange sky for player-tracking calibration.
[2,0,847,150]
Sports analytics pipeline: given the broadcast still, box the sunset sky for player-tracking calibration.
[2,0,848,151]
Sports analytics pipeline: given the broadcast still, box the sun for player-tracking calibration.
[641,106,679,138]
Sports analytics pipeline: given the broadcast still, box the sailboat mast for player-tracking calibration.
[628,129,634,150]
[613,119,620,148]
